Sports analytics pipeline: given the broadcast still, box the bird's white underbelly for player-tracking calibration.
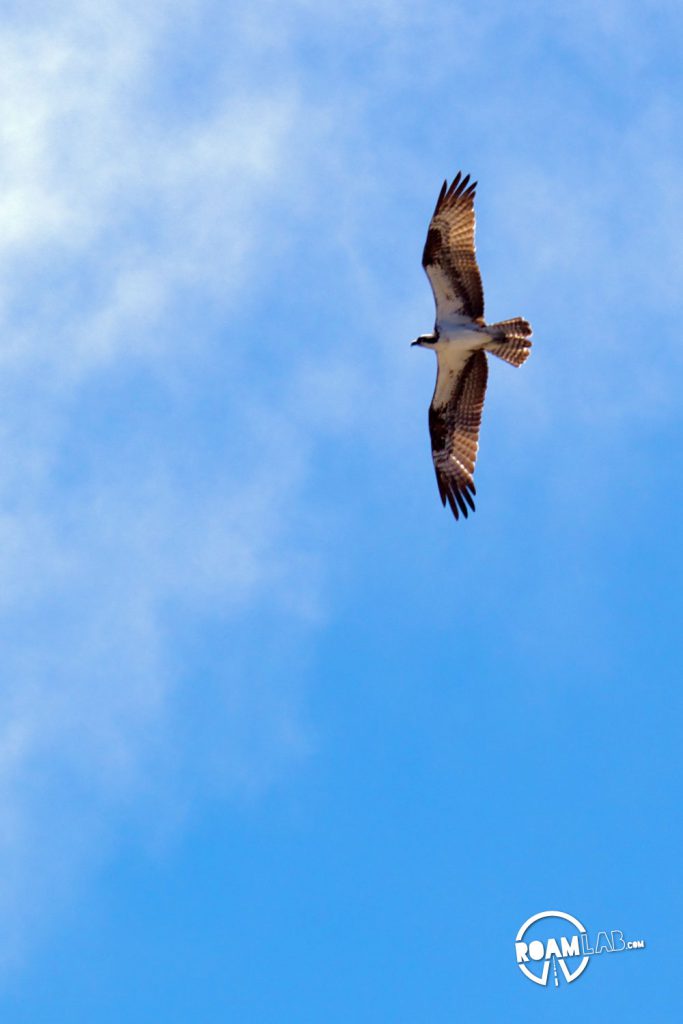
[432,333,484,408]
[438,320,484,343]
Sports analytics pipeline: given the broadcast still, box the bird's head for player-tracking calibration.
[411,333,438,348]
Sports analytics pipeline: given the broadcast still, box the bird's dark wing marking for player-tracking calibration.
[422,171,484,323]
[429,350,488,520]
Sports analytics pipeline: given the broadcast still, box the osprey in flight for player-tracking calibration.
[412,171,532,520]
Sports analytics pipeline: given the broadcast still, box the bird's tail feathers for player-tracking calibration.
[485,318,532,368]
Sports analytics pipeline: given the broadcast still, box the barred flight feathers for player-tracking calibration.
[429,350,488,520]
[485,318,533,367]
[422,172,484,323]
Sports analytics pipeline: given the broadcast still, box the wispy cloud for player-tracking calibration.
[0,0,332,964]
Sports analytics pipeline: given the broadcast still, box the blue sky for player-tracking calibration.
[0,0,680,1019]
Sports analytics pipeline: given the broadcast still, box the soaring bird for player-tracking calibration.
[412,171,532,520]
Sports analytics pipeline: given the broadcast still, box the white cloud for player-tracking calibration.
[0,0,331,965]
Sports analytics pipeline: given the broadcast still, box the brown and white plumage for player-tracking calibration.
[422,172,483,324]
[429,349,488,520]
[412,171,533,521]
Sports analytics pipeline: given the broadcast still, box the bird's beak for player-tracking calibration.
[411,339,422,347]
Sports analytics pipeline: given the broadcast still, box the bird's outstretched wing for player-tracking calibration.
[422,172,484,323]
[429,350,488,520]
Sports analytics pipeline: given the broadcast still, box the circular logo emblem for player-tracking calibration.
[515,910,590,986]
